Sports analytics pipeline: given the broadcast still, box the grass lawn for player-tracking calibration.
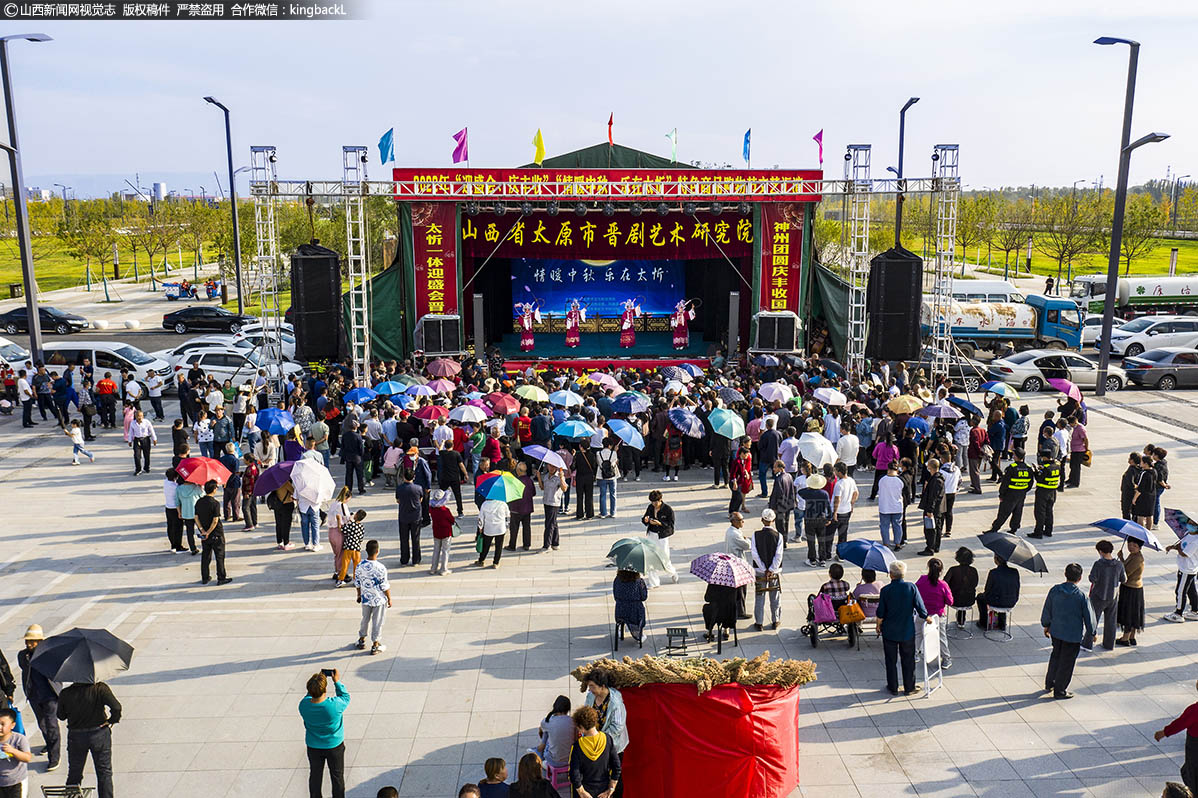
[0,238,211,295]
[966,236,1198,280]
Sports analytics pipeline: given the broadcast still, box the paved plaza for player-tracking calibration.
[2,390,1198,798]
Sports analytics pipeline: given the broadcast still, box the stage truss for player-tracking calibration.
[928,145,961,378]
[248,145,287,392]
[342,146,372,381]
[844,145,872,377]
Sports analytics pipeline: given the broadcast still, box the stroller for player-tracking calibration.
[800,592,865,649]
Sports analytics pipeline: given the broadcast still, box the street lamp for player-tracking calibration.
[0,33,51,362]
[1094,38,1170,397]
[894,96,919,247]
[1172,174,1190,230]
[52,182,70,222]
[204,96,244,314]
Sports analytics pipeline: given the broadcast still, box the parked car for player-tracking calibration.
[172,346,303,384]
[906,351,988,393]
[0,335,30,369]
[1099,315,1198,358]
[152,335,256,367]
[987,348,1126,393]
[1081,313,1124,345]
[1122,347,1198,390]
[237,319,294,336]
[0,305,88,336]
[231,330,297,361]
[162,305,255,335]
[42,341,172,383]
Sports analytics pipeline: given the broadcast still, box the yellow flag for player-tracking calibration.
[532,129,545,166]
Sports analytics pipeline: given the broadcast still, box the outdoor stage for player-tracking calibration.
[496,330,710,359]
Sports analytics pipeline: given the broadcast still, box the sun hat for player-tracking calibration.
[806,474,827,490]
[24,624,44,641]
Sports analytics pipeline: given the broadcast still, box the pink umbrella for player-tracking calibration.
[589,372,621,391]
[426,358,461,377]
[466,398,495,416]
[485,393,520,414]
[427,378,456,394]
[413,405,449,420]
[1047,378,1082,401]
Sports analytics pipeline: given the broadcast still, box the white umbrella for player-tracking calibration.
[812,387,847,407]
[663,380,689,395]
[290,459,336,505]
[449,405,488,424]
[758,382,793,403]
[798,432,836,468]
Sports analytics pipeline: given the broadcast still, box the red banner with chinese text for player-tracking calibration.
[411,203,458,317]
[759,204,804,313]
[459,211,753,260]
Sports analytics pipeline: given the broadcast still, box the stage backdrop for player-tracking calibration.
[510,258,683,318]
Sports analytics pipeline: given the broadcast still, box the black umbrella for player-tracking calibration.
[717,387,745,404]
[30,628,135,684]
[978,532,1048,574]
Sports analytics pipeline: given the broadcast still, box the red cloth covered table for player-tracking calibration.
[619,682,801,798]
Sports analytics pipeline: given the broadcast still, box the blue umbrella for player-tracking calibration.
[915,404,962,420]
[659,365,691,382]
[406,384,436,397]
[464,391,483,400]
[903,416,931,441]
[373,380,406,395]
[611,393,650,414]
[667,408,704,438]
[679,363,704,378]
[549,389,584,407]
[836,540,897,572]
[255,408,294,436]
[343,387,378,405]
[554,419,595,439]
[386,393,413,409]
[946,395,981,417]
[606,419,645,450]
[754,354,780,367]
[1091,518,1163,551]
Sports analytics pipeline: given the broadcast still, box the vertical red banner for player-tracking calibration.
[411,202,459,317]
[758,203,803,313]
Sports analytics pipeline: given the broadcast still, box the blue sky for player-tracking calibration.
[7,0,1196,196]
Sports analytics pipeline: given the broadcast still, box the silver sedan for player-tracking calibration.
[987,349,1126,393]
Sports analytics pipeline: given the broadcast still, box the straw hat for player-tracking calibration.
[24,624,44,641]
[806,474,827,490]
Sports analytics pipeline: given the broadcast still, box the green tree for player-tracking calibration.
[61,202,118,278]
[1036,194,1099,285]
[1119,193,1167,275]
[990,198,1036,275]
[954,194,994,267]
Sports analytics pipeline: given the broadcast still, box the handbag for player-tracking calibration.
[82,403,97,417]
[1082,449,1093,468]
[450,520,463,538]
[838,599,866,625]
[812,592,837,624]
[5,698,24,735]
[475,531,485,554]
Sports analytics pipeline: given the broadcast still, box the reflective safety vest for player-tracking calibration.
[1004,463,1033,492]
[1036,463,1061,490]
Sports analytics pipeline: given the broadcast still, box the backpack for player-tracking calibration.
[599,451,616,480]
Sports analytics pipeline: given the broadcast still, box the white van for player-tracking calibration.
[42,341,173,383]
[949,279,1024,304]
[0,335,30,370]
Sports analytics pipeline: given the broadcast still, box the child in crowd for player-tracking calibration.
[64,419,95,465]
[335,510,367,587]
[429,489,455,576]
[478,757,509,798]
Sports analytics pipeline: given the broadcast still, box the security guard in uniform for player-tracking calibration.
[1028,453,1062,538]
[986,451,1033,535]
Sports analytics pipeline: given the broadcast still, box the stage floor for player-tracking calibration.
[495,331,711,360]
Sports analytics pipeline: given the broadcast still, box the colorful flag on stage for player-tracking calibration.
[665,128,677,163]
[378,128,395,165]
[742,129,751,167]
[813,129,823,166]
[452,127,469,164]
[608,113,614,146]
[532,129,546,166]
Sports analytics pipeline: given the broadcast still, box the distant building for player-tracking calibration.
[25,187,52,201]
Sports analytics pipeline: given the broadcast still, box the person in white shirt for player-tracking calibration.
[778,429,800,475]
[296,483,322,552]
[836,425,860,476]
[876,462,905,549]
[124,378,143,409]
[205,385,224,414]
[939,453,961,539]
[64,419,95,465]
[831,462,859,551]
[193,410,215,458]
[146,370,165,421]
[1163,535,1198,623]
[431,418,453,449]
[126,409,157,475]
[725,512,752,619]
[17,369,35,428]
[823,409,841,445]
[952,418,970,470]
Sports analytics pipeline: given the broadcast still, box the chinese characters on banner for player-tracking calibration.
[410,203,459,318]
[759,204,804,313]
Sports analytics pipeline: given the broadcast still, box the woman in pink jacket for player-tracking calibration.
[915,557,955,669]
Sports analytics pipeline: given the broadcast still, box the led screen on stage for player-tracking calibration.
[511,258,684,317]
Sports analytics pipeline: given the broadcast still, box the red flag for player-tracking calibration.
[608,113,614,146]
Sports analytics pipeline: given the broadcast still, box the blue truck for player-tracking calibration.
[921,294,1083,356]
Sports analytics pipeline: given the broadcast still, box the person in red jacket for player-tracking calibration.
[1155,681,1198,794]
[429,489,455,576]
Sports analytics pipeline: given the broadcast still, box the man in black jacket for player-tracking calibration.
[58,681,121,798]
[574,444,597,520]
[340,420,366,495]
[917,458,947,555]
[976,555,1021,630]
[16,624,60,770]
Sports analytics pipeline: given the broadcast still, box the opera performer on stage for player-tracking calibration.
[565,299,587,349]
[671,299,696,350]
[515,301,542,352]
[619,298,642,349]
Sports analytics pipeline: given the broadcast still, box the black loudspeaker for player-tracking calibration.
[415,314,462,354]
[754,312,799,352]
[866,246,923,361]
[290,242,342,363]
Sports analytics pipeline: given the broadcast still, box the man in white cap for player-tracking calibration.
[16,624,60,771]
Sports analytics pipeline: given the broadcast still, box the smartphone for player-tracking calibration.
[321,668,335,678]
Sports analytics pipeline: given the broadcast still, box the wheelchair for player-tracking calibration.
[799,593,859,649]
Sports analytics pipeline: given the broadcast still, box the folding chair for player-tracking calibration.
[665,627,689,657]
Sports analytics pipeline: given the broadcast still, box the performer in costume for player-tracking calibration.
[565,299,586,349]
[515,301,541,352]
[671,299,697,351]
[619,298,641,349]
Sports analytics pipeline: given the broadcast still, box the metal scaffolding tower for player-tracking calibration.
[927,144,960,378]
[844,145,872,377]
[342,146,371,380]
[249,145,286,393]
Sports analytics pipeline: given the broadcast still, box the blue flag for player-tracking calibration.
[743,128,751,166]
[378,128,395,164]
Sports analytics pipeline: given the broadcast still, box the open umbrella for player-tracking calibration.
[812,387,847,406]
[667,408,704,438]
[406,384,436,397]
[980,381,1019,400]
[798,432,836,467]
[659,365,692,383]
[516,385,550,403]
[679,363,704,378]
[904,416,931,442]
[426,358,461,377]
[449,405,489,424]
[1091,518,1162,551]
[607,537,671,575]
[753,354,781,367]
[412,404,449,421]
[485,392,521,414]
[1164,508,1198,539]
[945,395,982,416]
[818,358,847,376]
[549,389,583,407]
[522,445,567,469]
[717,387,745,404]
[395,374,426,386]
[978,532,1048,573]
[606,419,645,450]
[466,398,495,416]
[475,470,526,501]
[611,393,650,414]
[427,378,456,394]
[708,407,746,440]
[290,459,336,506]
[836,540,897,573]
[554,419,595,439]
[916,404,962,420]
[343,387,378,405]
[373,380,406,395]
[1047,378,1082,401]
[386,393,413,409]
[689,552,753,588]
[282,440,305,462]
[887,395,923,415]
[30,628,134,684]
[758,382,793,403]
[253,461,296,496]
[255,408,295,436]
[663,380,689,395]
[174,456,231,486]
[588,372,622,391]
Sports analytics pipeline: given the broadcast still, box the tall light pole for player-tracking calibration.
[204,96,244,314]
[1172,174,1190,231]
[0,33,52,363]
[894,96,919,247]
[52,182,70,222]
[1094,36,1168,397]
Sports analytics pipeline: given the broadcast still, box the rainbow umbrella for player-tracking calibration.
[475,470,526,501]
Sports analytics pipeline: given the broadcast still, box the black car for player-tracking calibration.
[0,305,89,335]
[162,305,255,334]
[1122,347,1198,390]
[905,351,988,393]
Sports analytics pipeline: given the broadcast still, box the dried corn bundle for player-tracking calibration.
[570,651,816,695]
